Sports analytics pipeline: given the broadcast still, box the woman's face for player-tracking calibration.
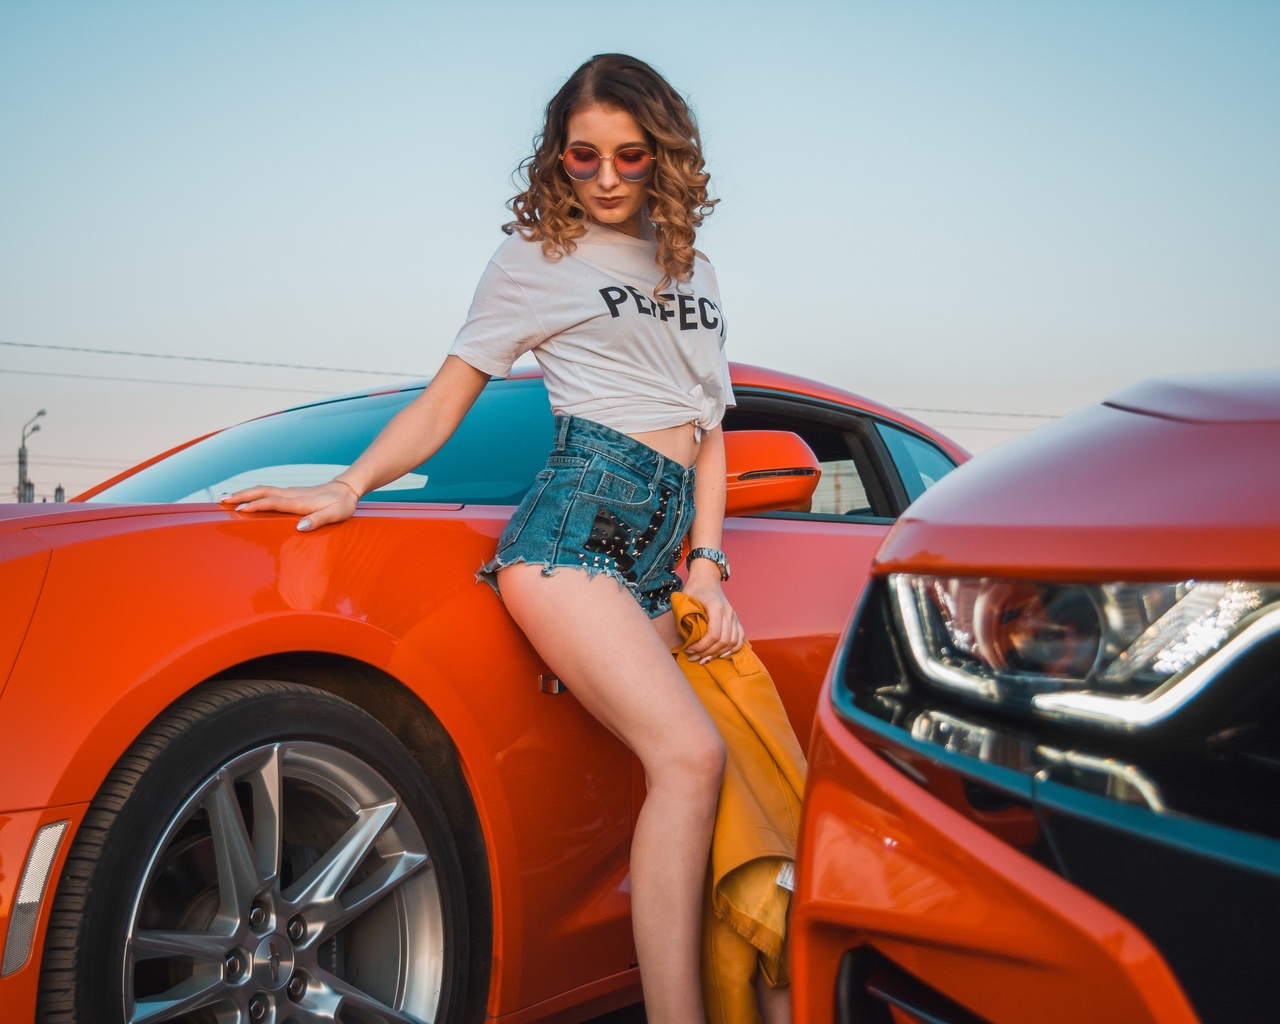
[563,104,651,238]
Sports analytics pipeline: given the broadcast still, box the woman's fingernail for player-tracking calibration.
[297,519,312,531]
[234,503,248,511]
[218,492,230,501]
[700,656,712,665]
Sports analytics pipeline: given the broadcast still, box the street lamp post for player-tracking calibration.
[18,409,45,503]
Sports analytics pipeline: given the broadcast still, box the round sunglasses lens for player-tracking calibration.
[562,148,601,180]
[615,149,653,180]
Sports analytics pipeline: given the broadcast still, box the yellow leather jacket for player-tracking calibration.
[671,593,808,1024]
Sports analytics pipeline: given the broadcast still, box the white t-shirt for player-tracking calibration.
[449,222,735,434]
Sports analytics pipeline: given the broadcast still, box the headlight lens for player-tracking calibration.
[891,575,1280,727]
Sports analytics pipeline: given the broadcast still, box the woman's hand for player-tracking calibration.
[682,560,745,663]
[218,356,488,533]
[221,478,359,532]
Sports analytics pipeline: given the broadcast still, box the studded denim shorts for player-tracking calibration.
[477,414,697,618]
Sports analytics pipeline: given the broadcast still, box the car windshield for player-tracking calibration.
[89,377,554,505]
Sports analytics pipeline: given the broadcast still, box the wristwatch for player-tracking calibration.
[686,546,730,582]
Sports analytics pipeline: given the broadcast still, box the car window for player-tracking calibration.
[177,466,432,501]
[875,422,957,503]
[90,378,554,505]
[723,393,896,519]
[807,458,873,516]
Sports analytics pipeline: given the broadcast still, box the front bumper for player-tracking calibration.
[792,693,1199,1024]
[792,577,1280,1024]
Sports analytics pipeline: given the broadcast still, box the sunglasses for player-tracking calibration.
[560,145,654,182]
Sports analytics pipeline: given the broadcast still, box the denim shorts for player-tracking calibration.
[477,415,697,618]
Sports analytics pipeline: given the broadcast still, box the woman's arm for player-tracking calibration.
[681,424,745,661]
[223,355,490,531]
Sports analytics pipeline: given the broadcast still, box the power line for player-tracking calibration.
[900,406,1058,420]
[930,423,1036,432]
[0,455,133,468]
[4,341,1067,422]
[4,341,1074,430]
[0,340,415,377]
[1,368,334,394]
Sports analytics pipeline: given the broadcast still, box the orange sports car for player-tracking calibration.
[0,364,963,1024]
[792,371,1280,1024]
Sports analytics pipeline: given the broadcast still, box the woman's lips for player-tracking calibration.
[594,196,625,208]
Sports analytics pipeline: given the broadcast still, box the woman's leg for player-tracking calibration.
[757,975,792,1024]
[498,564,726,1024]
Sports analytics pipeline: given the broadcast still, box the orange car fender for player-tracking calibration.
[11,509,530,808]
[3,601,537,1011]
[4,609,551,989]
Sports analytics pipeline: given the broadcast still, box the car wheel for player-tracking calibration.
[37,679,469,1023]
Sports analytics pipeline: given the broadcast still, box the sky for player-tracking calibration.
[2,0,1277,500]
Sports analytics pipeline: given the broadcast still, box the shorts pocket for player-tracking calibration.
[572,475,679,580]
[580,465,654,510]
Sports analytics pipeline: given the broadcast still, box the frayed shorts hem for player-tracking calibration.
[475,558,677,619]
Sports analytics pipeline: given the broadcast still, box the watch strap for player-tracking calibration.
[686,546,730,581]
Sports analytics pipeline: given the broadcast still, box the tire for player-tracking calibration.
[37,679,469,1024]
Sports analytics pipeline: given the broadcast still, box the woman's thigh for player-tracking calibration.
[497,563,720,773]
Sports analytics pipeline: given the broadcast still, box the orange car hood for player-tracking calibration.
[875,373,1280,581]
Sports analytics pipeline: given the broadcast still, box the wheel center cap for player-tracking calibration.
[253,933,295,990]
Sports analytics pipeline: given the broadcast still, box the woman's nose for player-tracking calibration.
[597,156,621,187]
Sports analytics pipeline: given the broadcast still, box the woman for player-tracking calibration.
[226,53,780,1024]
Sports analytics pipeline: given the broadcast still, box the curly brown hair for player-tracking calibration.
[506,53,717,296]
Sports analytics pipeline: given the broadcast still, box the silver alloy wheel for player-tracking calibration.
[122,741,445,1023]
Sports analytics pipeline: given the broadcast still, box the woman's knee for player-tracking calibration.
[692,729,727,790]
[652,724,725,797]
[704,729,728,781]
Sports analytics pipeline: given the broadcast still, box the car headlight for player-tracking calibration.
[890,574,1280,729]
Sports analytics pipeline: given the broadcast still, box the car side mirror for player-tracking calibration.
[723,430,822,517]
